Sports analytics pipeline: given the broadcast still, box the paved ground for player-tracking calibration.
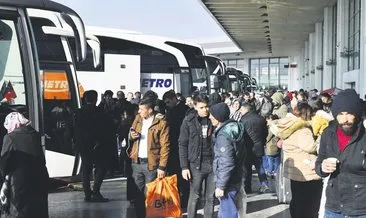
[49,176,290,218]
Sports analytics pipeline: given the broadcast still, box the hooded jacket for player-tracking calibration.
[213,120,246,190]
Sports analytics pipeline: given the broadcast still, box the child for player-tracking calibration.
[264,114,280,178]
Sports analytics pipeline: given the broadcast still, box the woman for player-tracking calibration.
[0,112,49,217]
[271,103,322,218]
[230,99,242,121]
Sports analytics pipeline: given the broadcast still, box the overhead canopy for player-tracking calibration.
[199,0,336,56]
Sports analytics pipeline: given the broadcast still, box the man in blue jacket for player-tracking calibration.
[209,103,246,218]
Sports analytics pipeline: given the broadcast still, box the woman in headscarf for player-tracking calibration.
[0,112,49,217]
[230,99,242,121]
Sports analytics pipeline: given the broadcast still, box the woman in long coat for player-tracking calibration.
[0,112,49,218]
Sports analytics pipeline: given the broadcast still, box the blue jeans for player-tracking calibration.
[218,190,238,218]
[262,155,269,173]
[325,209,366,218]
[267,154,280,173]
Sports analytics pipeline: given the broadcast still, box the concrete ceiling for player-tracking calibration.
[200,0,337,56]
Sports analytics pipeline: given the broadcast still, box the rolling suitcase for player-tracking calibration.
[275,151,292,204]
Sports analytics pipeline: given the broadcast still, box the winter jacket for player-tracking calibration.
[129,113,170,171]
[273,117,320,182]
[213,120,245,191]
[265,126,279,156]
[260,96,273,117]
[240,111,267,159]
[0,126,49,218]
[273,104,288,119]
[209,91,222,105]
[178,111,213,170]
[315,120,366,216]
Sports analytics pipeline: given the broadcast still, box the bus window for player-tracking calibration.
[30,17,77,156]
[98,36,179,74]
[0,18,29,142]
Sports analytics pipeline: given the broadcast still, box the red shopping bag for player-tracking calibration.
[145,174,182,218]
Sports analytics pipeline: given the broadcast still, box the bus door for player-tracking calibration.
[174,67,193,97]
[203,56,227,94]
[28,13,81,177]
[0,9,38,146]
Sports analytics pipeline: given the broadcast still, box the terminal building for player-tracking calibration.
[195,0,365,99]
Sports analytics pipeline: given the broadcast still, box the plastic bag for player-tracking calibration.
[145,174,182,218]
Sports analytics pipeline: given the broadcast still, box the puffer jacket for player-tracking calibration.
[272,117,320,182]
[213,120,246,191]
[315,120,366,216]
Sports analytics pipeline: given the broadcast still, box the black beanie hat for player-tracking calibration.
[331,89,361,118]
[210,103,230,123]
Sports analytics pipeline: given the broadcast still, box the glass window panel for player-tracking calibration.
[228,60,237,67]
[251,59,259,65]
[270,58,279,64]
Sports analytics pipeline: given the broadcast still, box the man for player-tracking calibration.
[179,94,215,217]
[98,90,119,174]
[315,89,366,217]
[129,97,170,218]
[126,92,134,102]
[131,91,142,105]
[185,96,194,108]
[75,90,109,202]
[163,90,189,208]
[240,102,269,193]
[209,103,245,218]
[209,88,222,105]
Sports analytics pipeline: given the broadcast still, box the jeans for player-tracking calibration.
[267,154,280,173]
[81,153,107,197]
[244,156,268,188]
[131,162,157,218]
[290,180,322,218]
[187,161,215,218]
[218,190,238,218]
[325,209,366,218]
[262,155,269,173]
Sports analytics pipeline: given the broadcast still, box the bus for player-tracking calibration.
[0,0,88,178]
[74,27,222,98]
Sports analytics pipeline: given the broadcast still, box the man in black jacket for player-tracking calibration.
[163,90,189,208]
[179,94,215,218]
[315,89,366,217]
[240,102,269,194]
[75,90,109,202]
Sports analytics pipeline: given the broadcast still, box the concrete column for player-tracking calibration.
[309,33,316,90]
[323,7,333,90]
[304,41,309,89]
[336,0,349,89]
[359,0,366,99]
[315,22,323,90]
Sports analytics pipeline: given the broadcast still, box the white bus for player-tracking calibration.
[74,27,219,98]
[0,0,88,178]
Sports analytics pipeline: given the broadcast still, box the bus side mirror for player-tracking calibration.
[60,13,87,62]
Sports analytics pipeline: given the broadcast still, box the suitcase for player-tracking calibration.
[275,151,292,204]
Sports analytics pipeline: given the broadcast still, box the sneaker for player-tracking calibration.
[258,185,270,194]
[91,191,109,202]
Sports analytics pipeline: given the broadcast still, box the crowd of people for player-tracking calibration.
[74,87,366,218]
[1,86,366,218]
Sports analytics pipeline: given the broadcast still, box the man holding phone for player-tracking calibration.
[178,94,215,218]
[128,96,170,218]
[316,89,366,217]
